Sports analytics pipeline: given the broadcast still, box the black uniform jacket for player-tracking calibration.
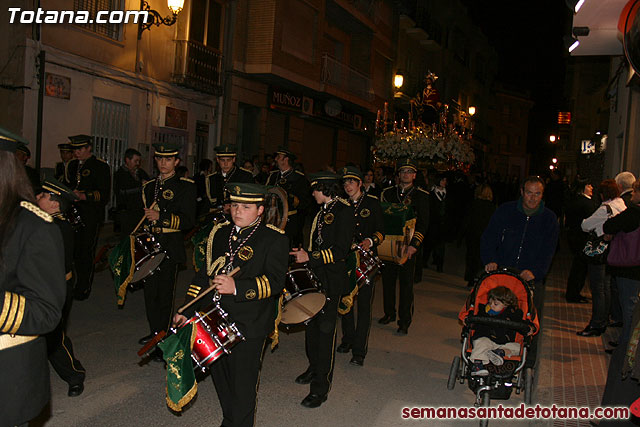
[67,155,111,221]
[55,161,72,186]
[205,167,254,207]
[381,185,430,249]
[142,174,197,264]
[265,169,312,217]
[52,213,75,282]
[184,221,289,339]
[0,202,66,426]
[307,198,355,297]
[351,193,385,255]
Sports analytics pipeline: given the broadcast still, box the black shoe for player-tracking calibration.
[566,296,589,303]
[577,325,605,337]
[350,355,364,366]
[605,348,614,354]
[300,393,327,408]
[138,333,157,345]
[295,369,315,384]
[150,348,164,363]
[336,342,352,353]
[396,326,408,335]
[378,315,396,325]
[609,340,619,347]
[68,383,84,397]
[609,321,623,328]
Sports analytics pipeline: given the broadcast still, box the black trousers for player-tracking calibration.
[211,337,267,427]
[305,296,339,396]
[73,214,101,297]
[381,257,416,328]
[46,283,85,386]
[340,280,375,358]
[565,252,588,300]
[143,260,178,334]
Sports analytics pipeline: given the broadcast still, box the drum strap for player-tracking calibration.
[0,334,38,351]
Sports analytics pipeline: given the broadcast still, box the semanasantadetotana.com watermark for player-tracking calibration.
[8,8,150,24]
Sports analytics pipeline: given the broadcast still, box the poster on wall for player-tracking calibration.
[165,106,188,129]
[45,73,71,99]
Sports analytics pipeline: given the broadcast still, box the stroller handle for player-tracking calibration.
[466,315,532,336]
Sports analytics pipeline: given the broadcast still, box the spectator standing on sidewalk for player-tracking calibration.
[461,184,496,287]
[480,175,559,367]
[564,178,597,303]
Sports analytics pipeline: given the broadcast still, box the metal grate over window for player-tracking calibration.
[74,0,123,40]
[92,97,130,210]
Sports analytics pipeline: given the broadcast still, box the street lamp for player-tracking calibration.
[138,0,185,39]
[549,135,557,143]
[552,158,558,164]
[468,106,476,116]
[394,72,404,89]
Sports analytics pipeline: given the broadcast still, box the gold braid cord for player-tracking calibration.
[206,221,230,276]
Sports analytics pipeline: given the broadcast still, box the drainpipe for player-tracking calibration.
[218,0,237,149]
[34,0,44,172]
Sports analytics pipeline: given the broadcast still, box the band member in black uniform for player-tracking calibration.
[205,145,254,211]
[66,134,111,300]
[336,166,384,366]
[138,143,196,360]
[0,132,66,427]
[266,147,311,248]
[379,159,429,335]
[114,148,150,235]
[289,172,355,408]
[174,183,289,427]
[15,142,40,191]
[37,178,86,397]
[55,142,74,186]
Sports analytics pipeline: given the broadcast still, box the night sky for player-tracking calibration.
[461,0,572,172]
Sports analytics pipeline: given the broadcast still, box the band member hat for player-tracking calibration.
[16,142,31,157]
[40,177,79,202]
[309,171,339,187]
[0,126,28,153]
[225,182,267,203]
[397,158,417,172]
[275,146,297,161]
[152,142,181,157]
[57,143,73,152]
[340,166,363,182]
[215,144,238,157]
[68,134,93,148]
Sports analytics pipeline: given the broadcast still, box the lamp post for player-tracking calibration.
[138,0,185,39]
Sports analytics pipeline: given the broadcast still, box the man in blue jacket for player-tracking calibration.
[481,175,559,366]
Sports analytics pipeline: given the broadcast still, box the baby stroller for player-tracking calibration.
[447,268,539,426]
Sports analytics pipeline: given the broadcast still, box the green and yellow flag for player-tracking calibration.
[158,323,198,412]
[108,235,135,306]
[191,221,215,272]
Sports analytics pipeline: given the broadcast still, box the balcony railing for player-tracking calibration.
[173,40,223,95]
[321,53,374,101]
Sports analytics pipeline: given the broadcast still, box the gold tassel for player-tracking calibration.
[269,294,284,350]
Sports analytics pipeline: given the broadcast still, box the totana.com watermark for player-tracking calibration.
[7,7,149,24]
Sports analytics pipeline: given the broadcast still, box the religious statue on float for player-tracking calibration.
[411,71,442,127]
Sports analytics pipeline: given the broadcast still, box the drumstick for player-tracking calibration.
[137,330,167,357]
[177,267,241,314]
[132,201,158,234]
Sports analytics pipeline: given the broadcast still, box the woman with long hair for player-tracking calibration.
[0,142,67,426]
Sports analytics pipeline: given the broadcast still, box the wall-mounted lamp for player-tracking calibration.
[138,0,185,39]
[564,35,580,53]
[566,0,585,13]
[552,158,558,164]
[549,135,557,143]
[394,71,404,89]
[468,106,476,116]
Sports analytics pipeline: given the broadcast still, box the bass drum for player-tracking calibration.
[263,186,288,232]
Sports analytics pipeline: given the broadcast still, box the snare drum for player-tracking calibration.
[131,232,166,283]
[185,303,244,369]
[354,247,383,286]
[280,268,326,326]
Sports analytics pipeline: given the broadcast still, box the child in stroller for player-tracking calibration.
[448,268,539,413]
[468,286,524,376]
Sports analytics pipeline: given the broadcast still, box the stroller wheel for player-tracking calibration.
[524,367,534,405]
[479,392,490,427]
[447,356,460,390]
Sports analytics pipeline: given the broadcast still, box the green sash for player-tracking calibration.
[108,235,135,306]
[158,323,197,412]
